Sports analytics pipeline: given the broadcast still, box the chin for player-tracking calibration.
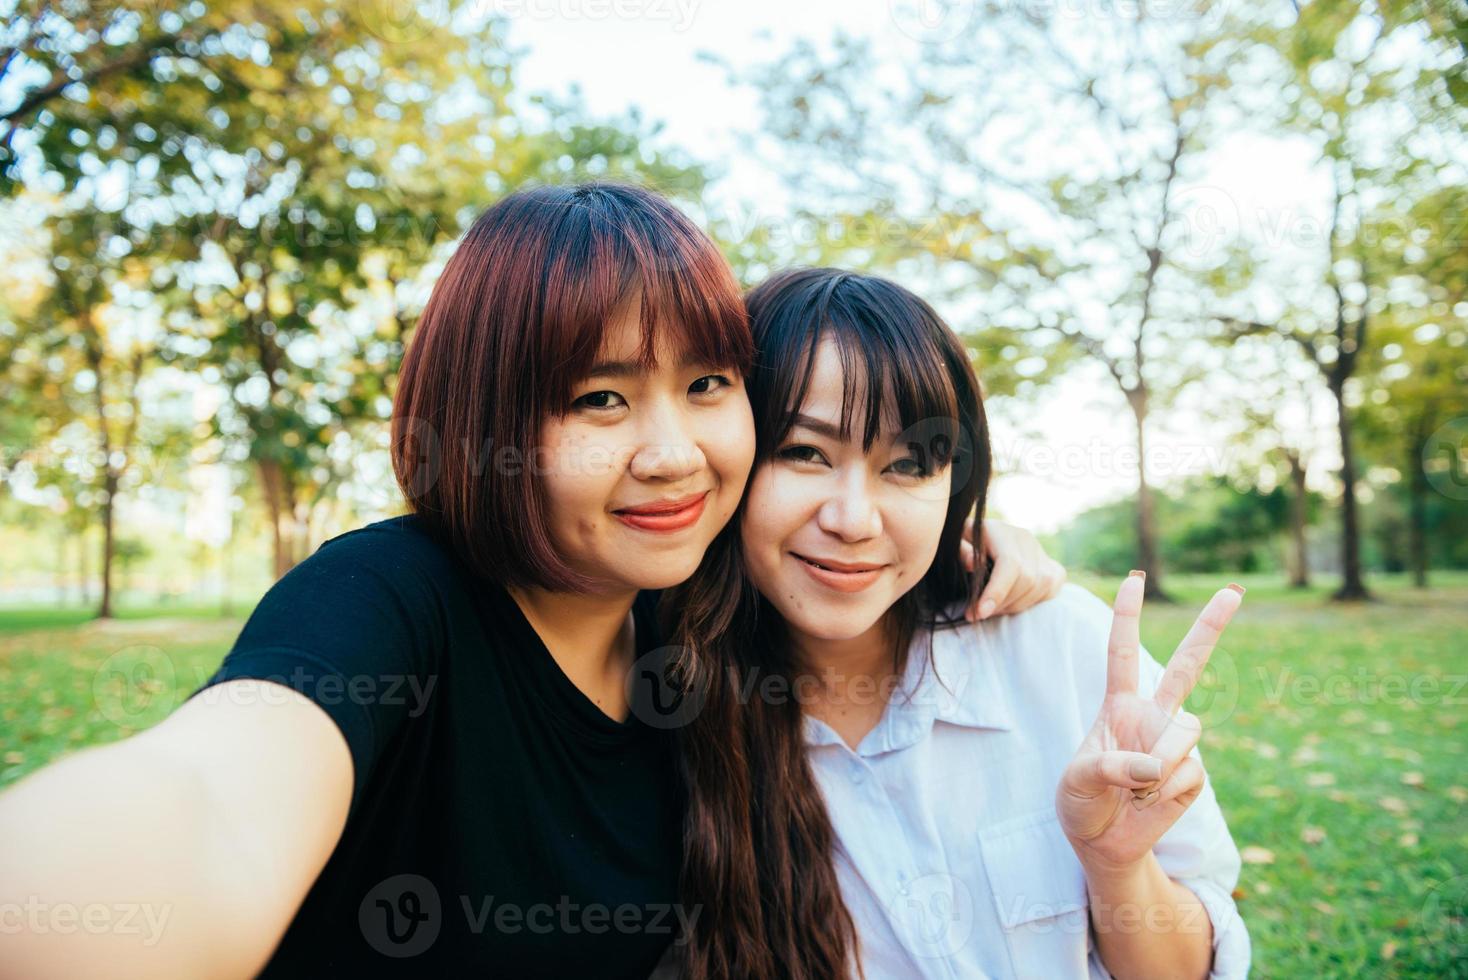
[782,600,886,643]
[622,554,706,592]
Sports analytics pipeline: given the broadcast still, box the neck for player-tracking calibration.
[507,583,639,722]
[791,614,900,749]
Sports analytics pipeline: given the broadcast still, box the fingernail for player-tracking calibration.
[1131,789,1161,811]
[979,600,995,619]
[1129,757,1162,782]
[1227,583,1246,595]
[1129,569,1146,579]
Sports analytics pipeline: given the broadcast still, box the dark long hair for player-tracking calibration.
[392,182,752,591]
[666,269,993,979]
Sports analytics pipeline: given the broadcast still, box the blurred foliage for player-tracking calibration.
[1,0,711,603]
[0,0,1465,612]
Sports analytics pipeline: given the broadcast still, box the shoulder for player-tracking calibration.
[943,583,1113,658]
[932,583,1122,714]
[314,514,457,572]
[236,515,466,661]
[277,514,468,600]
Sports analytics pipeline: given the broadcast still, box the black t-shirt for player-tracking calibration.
[190,516,683,978]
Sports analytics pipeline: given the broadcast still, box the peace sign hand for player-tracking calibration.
[1056,572,1245,874]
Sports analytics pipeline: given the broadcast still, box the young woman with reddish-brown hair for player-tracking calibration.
[0,184,1063,979]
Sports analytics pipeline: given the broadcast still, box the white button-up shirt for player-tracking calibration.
[803,584,1250,980]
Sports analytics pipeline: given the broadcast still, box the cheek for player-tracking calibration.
[537,423,623,530]
[740,466,782,552]
[739,467,801,580]
[705,397,756,490]
[891,491,953,572]
[746,463,827,541]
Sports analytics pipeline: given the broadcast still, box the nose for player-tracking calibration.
[816,468,882,542]
[628,397,707,483]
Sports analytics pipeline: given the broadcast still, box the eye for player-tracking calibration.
[689,374,734,396]
[573,390,626,411]
[778,444,829,466]
[886,456,932,478]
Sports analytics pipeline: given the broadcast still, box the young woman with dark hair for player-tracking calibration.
[0,186,1063,979]
[668,268,1250,980]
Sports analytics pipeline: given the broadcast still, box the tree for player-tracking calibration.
[20,200,186,618]
[1216,0,1465,600]
[1212,333,1330,588]
[1356,319,1468,587]
[727,4,1264,599]
[6,2,715,583]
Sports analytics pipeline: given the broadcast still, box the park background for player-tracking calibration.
[0,0,1464,975]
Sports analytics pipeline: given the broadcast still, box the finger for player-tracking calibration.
[1008,558,1064,614]
[1064,750,1164,799]
[1134,757,1205,811]
[972,546,1019,621]
[962,513,976,545]
[1153,585,1245,715]
[1041,558,1067,601]
[996,574,1046,618]
[1141,709,1203,784]
[1106,571,1147,697]
[960,537,976,572]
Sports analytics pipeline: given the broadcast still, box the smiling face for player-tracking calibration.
[536,291,756,595]
[740,336,954,647]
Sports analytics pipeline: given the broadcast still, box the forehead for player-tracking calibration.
[589,290,712,371]
[791,336,902,436]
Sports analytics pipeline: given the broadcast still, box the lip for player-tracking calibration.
[613,491,709,533]
[790,552,888,593]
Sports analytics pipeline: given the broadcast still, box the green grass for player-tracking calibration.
[1078,571,1468,979]
[1,573,1464,976]
[0,602,252,635]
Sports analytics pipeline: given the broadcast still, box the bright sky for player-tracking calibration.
[502,1,1336,532]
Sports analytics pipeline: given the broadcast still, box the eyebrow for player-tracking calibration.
[788,413,846,441]
[583,356,722,379]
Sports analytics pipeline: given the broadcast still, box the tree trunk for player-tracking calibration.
[98,468,117,619]
[1129,391,1169,601]
[1330,379,1369,601]
[258,457,301,580]
[1286,451,1310,589]
[1407,429,1429,589]
[79,525,91,606]
[56,528,67,604]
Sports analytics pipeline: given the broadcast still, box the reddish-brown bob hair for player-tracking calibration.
[392,182,753,591]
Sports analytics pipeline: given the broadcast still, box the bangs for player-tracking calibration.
[534,185,753,410]
[749,270,964,464]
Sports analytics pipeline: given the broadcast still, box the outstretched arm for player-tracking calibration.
[0,681,353,980]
